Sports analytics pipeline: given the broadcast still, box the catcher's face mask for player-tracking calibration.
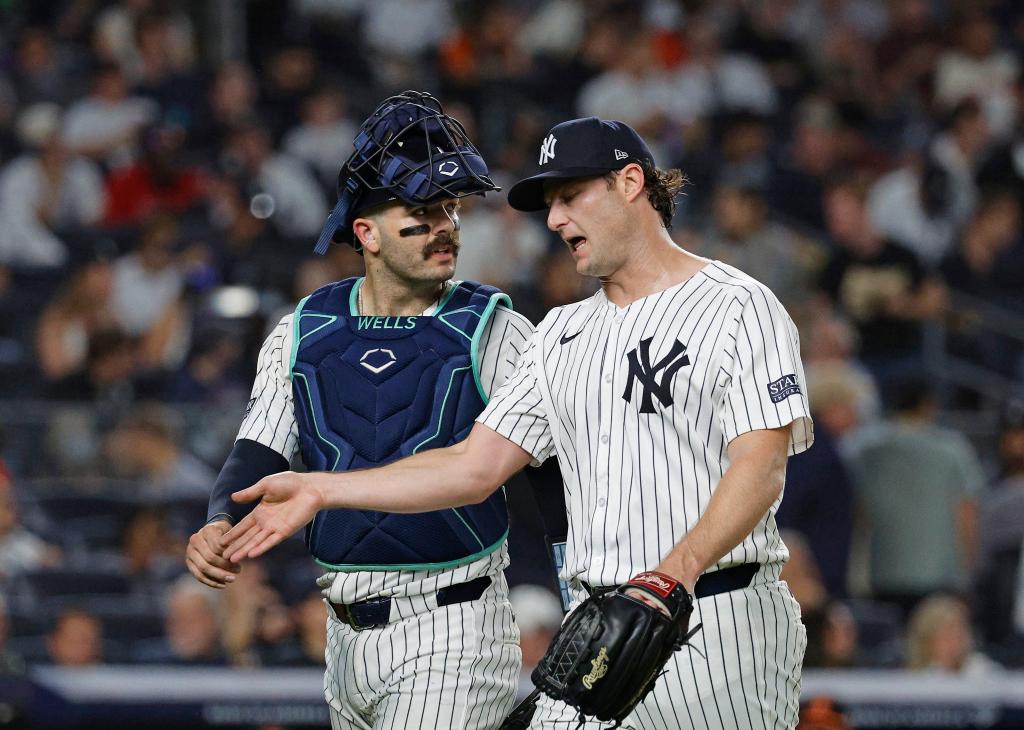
[314,91,498,254]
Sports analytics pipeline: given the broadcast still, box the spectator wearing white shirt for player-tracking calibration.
[109,215,193,369]
[934,12,1019,140]
[61,62,157,167]
[282,87,356,191]
[576,30,671,136]
[868,157,960,267]
[360,0,453,62]
[665,18,779,123]
[0,466,61,580]
[0,103,105,267]
[872,99,992,265]
[222,119,328,240]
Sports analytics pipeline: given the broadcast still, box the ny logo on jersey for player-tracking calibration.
[622,338,690,413]
[539,134,557,165]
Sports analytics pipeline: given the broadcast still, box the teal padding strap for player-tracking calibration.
[471,294,513,403]
[313,528,508,572]
[349,277,364,315]
[434,281,460,314]
[290,295,311,372]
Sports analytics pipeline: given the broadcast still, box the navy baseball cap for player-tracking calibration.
[507,117,655,211]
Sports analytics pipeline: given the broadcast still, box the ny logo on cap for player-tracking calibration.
[539,134,557,165]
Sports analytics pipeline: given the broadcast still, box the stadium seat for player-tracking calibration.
[6,610,47,639]
[844,599,905,668]
[32,494,139,551]
[162,496,210,536]
[17,568,132,603]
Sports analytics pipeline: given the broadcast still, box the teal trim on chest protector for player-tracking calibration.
[313,528,508,572]
[293,371,342,471]
[471,293,511,403]
[412,364,472,454]
[348,277,362,315]
[290,294,310,371]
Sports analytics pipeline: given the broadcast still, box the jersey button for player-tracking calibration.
[597,498,606,507]
[604,374,612,383]
[600,434,609,444]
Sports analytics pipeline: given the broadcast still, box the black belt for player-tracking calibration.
[330,576,492,631]
[584,563,758,600]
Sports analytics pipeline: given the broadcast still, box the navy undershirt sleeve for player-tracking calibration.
[206,438,290,526]
[525,457,567,541]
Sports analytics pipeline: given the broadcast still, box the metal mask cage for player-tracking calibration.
[344,91,497,204]
[314,91,498,254]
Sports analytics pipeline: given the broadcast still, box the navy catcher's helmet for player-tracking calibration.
[314,91,498,253]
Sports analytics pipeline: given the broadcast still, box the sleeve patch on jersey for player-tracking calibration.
[243,397,257,418]
[767,374,801,403]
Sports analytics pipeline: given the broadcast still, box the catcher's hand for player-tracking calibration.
[529,571,700,726]
[186,520,240,588]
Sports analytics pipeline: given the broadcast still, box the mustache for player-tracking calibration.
[422,231,460,257]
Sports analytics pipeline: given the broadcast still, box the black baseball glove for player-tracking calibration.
[502,571,700,729]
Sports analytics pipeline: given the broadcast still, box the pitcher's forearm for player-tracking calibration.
[671,458,784,578]
[313,447,489,512]
[658,427,790,587]
[311,424,532,514]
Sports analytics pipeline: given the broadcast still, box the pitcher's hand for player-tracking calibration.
[221,471,323,562]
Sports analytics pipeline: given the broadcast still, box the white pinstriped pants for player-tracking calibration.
[531,575,807,730]
[324,572,521,730]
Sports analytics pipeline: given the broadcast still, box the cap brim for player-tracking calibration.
[507,166,616,211]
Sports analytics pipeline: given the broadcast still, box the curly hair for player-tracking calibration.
[606,161,689,229]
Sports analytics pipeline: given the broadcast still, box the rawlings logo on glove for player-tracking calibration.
[629,572,675,596]
[581,647,609,689]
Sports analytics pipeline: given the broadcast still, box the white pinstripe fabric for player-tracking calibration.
[324,573,521,730]
[478,262,813,727]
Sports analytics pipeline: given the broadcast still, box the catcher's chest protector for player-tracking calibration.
[292,277,510,570]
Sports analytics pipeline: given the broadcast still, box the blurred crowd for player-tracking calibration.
[1,0,1024,702]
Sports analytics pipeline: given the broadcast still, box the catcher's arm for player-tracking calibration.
[656,425,791,591]
[222,424,533,561]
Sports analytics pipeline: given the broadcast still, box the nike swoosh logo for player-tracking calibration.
[559,331,583,345]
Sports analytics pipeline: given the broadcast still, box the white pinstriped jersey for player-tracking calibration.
[479,261,813,590]
[236,279,535,604]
